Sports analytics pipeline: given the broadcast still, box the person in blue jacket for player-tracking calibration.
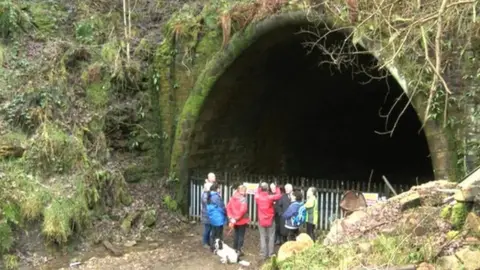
[207,183,226,251]
[282,190,304,241]
[201,182,213,248]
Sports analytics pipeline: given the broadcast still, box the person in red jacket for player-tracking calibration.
[254,182,282,259]
[226,184,249,255]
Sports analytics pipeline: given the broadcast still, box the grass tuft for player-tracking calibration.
[21,189,51,221]
[24,122,88,175]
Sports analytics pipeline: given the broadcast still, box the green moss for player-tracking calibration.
[29,2,67,35]
[163,195,178,212]
[142,209,157,227]
[446,230,460,241]
[86,81,110,108]
[440,205,452,219]
[0,131,27,147]
[450,202,469,230]
[2,254,19,270]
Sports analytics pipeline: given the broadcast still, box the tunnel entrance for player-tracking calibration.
[189,22,434,186]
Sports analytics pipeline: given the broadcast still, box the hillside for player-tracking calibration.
[0,0,193,268]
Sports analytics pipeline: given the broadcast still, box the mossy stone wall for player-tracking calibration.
[153,7,473,209]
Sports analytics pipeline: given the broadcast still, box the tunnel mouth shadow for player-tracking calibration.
[188,20,434,187]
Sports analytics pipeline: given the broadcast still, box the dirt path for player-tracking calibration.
[61,224,269,270]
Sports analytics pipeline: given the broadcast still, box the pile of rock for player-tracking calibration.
[323,169,480,270]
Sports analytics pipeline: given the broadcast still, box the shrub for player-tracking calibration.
[0,0,32,39]
[0,220,13,254]
[2,254,18,270]
[20,189,51,221]
[42,195,89,243]
[24,122,87,174]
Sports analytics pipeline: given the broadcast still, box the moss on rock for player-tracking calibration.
[29,2,67,36]
[440,205,452,220]
[450,202,470,230]
[142,209,157,227]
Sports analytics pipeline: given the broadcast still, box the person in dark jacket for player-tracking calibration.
[201,182,213,248]
[206,183,226,252]
[275,183,293,244]
[282,190,303,241]
[274,186,285,245]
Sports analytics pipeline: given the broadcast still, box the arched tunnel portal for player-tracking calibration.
[171,13,446,195]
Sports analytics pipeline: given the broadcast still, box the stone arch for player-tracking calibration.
[169,11,455,204]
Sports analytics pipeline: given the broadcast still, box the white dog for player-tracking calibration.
[213,238,239,264]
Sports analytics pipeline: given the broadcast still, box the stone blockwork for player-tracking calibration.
[153,4,475,208]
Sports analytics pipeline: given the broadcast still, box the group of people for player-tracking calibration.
[200,172,319,260]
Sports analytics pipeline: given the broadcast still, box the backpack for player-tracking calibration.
[291,203,307,227]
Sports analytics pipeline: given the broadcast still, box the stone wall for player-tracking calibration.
[153,7,474,208]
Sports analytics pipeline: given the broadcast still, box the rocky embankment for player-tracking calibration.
[321,169,480,270]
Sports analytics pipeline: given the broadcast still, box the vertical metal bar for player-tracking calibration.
[319,179,324,231]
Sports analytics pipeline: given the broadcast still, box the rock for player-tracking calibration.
[436,255,462,270]
[123,240,137,247]
[343,210,368,227]
[121,212,142,233]
[380,226,396,235]
[143,209,157,227]
[413,225,427,236]
[464,212,480,236]
[464,236,480,245]
[323,219,345,245]
[454,189,470,202]
[397,191,421,211]
[356,242,372,254]
[102,240,123,257]
[120,191,133,206]
[456,167,480,202]
[277,233,313,262]
[417,263,435,270]
[455,247,480,270]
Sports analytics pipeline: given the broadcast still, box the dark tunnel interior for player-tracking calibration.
[189,23,435,186]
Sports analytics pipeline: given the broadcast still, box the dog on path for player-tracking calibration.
[213,239,250,266]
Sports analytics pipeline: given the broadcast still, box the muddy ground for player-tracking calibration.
[50,224,271,270]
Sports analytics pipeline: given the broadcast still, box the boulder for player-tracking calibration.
[323,219,345,245]
[102,240,123,257]
[356,242,372,254]
[277,233,313,262]
[436,255,462,270]
[343,210,368,227]
[464,212,480,236]
[398,191,421,211]
[456,167,480,202]
[142,209,157,227]
[417,263,435,270]
[121,211,142,233]
[455,247,480,270]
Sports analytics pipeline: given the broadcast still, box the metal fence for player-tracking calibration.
[188,172,408,231]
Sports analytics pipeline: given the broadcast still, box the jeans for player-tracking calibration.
[306,223,316,241]
[202,224,212,245]
[233,224,247,251]
[210,225,224,251]
[258,221,276,257]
